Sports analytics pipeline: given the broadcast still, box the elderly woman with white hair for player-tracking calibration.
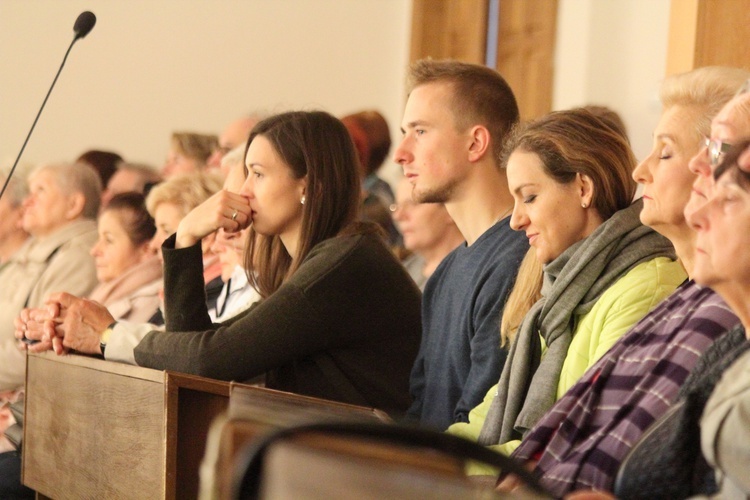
[0,162,101,393]
[0,161,100,498]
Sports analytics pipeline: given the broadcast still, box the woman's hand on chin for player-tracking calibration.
[175,189,251,249]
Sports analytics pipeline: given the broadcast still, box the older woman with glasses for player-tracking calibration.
[694,140,750,499]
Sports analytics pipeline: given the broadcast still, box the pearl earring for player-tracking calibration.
[581,202,588,208]
[301,195,306,205]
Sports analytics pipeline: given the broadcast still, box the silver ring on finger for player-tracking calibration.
[231,210,238,222]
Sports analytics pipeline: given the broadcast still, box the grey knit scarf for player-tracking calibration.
[478,199,676,445]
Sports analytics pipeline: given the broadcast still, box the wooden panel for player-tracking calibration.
[495,0,558,121]
[24,352,166,500]
[165,372,230,499]
[23,353,231,500]
[694,0,750,69]
[665,0,699,75]
[410,0,488,64]
[260,442,498,499]
[666,0,750,75]
[211,383,394,499]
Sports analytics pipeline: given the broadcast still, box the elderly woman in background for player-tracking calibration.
[0,162,101,392]
[391,175,464,290]
[162,131,219,178]
[88,192,162,323]
[207,146,260,322]
[0,168,30,265]
[144,171,224,323]
[0,162,101,499]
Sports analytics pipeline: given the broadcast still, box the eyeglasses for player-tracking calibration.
[389,201,417,213]
[704,137,732,167]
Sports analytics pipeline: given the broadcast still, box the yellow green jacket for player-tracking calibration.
[446,256,687,473]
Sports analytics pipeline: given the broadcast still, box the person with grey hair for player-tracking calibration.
[208,146,261,322]
[101,162,162,208]
[0,162,101,393]
[0,167,31,265]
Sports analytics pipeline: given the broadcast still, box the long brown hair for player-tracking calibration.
[500,108,637,221]
[497,108,637,346]
[244,111,361,298]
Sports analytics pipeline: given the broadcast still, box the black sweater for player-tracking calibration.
[134,232,422,413]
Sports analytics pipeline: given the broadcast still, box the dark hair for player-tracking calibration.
[500,108,637,221]
[408,59,519,165]
[244,111,361,297]
[714,138,750,189]
[582,105,629,144]
[103,192,156,246]
[341,110,391,175]
[76,150,123,186]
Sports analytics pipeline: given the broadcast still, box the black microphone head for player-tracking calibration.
[73,11,96,39]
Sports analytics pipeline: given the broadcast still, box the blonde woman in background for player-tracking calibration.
[162,131,219,178]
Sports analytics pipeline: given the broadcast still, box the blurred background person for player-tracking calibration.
[341,109,401,246]
[207,146,260,322]
[206,115,262,172]
[102,162,162,207]
[88,192,162,323]
[162,131,218,178]
[391,175,463,290]
[0,167,30,265]
[0,162,101,392]
[145,171,224,324]
[76,149,124,189]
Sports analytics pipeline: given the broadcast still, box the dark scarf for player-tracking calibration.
[479,199,676,445]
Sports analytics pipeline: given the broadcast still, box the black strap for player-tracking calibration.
[232,421,554,499]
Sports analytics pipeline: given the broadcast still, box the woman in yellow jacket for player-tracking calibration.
[448,107,687,459]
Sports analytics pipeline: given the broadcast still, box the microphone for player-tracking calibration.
[74,11,97,40]
[0,11,97,202]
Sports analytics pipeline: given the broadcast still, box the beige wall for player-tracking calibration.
[0,0,412,175]
[553,0,671,161]
[1,0,673,186]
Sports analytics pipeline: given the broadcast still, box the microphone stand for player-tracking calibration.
[0,34,86,201]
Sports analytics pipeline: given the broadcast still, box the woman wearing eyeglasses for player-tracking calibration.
[694,141,750,499]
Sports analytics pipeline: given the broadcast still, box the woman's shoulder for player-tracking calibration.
[294,231,408,289]
[582,257,686,325]
[610,256,687,300]
[565,257,687,375]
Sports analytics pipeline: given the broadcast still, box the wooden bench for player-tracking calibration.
[23,352,229,499]
[205,385,505,499]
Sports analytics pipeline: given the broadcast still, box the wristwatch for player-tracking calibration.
[100,321,117,356]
